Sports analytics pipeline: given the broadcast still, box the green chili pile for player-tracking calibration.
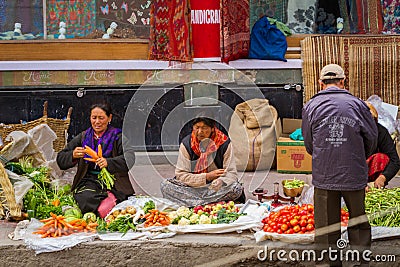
[365,187,400,227]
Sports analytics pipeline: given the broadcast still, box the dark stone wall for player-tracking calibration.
[0,85,302,151]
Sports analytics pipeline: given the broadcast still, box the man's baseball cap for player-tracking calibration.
[319,64,345,80]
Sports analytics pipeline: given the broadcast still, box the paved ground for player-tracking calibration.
[1,153,400,267]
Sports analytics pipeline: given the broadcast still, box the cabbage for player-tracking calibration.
[64,207,82,218]
[83,212,97,223]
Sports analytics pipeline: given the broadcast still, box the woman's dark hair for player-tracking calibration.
[192,117,215,128]
[90,103,113,117]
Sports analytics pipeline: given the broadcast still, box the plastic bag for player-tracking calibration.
[298,184,314,205]
[27,124,57,162]
[289,128,304,141]
[6,169,34,205]
[23,219,97,254]
[367,95,398,135]
[248,16,288,62]
[1,131,45,166]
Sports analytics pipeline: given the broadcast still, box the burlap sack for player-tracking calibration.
[229,98,281,171]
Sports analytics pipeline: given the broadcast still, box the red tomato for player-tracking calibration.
[306,223,314,231]
[307,218,315,225]
[301,226,307,232]
[345,212,350,217]
[263,225,268,232]
[281,223,289,231]
[290,218,299,227]
[287,228,294,234]
[299,210,308,216]
[299,219,307,227]
[293,225,301,233]
[341,209,346,216]
[300,215,308,221]
[307,204,314,212]
[277,229,283,234]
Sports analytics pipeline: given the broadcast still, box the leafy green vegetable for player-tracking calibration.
[143,200,155,214]
[98,168,116,190]
[98,215,136,235]
[20,162,77,219]
[215,209,244,224]
[4,162,25,175]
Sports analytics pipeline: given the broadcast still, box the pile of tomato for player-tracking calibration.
[341,208,350,226]
[262,204,315,234]
[261,204,350,234]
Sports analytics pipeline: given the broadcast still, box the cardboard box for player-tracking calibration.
[281,118,302,138]
[276,137,312,174]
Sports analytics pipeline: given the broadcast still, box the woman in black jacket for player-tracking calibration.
[366,102,400,189]
[57,103,134,217]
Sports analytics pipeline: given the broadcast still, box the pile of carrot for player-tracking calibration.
[32,212,98,238]
[143,209,170,227]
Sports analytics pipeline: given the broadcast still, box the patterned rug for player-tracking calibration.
[301,35,400,106]
[381,0,400,34]
[148,0,192,62]
[220,0,250,63]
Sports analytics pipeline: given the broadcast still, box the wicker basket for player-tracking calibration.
[0,101,72,152]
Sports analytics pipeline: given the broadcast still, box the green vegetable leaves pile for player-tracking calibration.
[6,157,77,219]
[97,215,136,235]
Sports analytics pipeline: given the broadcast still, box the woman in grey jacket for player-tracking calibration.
[302,64,378,266]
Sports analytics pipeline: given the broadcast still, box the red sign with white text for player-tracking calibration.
[190,0,221,59]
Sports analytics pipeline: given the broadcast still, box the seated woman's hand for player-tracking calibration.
[206,169,226,182]
[73,147,86,159]
[208,178,223,192]
[96,157,108,169]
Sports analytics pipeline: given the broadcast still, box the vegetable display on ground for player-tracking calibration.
[32,212,98,238]
[169,201,243,225]
[365,187,400,227]
[6,157,77,219]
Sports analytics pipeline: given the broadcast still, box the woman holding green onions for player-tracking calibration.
[57,103,135,217]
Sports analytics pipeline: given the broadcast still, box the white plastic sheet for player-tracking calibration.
[167,215,262,234]
[23,219,97,254]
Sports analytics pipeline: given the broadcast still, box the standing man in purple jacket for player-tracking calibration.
[302,64,378,266]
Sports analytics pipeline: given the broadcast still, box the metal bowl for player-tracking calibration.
[282,180,304,197]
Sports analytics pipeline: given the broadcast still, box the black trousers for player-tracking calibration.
[314,188,371,266]
[74,176,127,215]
